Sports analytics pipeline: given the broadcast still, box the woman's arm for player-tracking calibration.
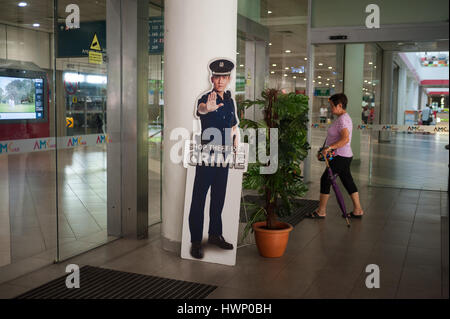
[323,128,350,154]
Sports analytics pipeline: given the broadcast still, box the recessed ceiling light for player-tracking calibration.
[374,65,377,68]
[368,62,373,65]
[284,67,289,70]
[237,52,239,55]
[269,43,272,46]
[328,66,333,69]
[270,71,275,74]
[293,76,297,79]
[318,82,322,84]
[272,64,277,67]
[240,64,244,67]
[304,57,308,61]
[364,80,368,83]
[332,85,335,87]
[32,23,40,27]
[268,10,272,14]
[283,74,287,77]
[317,76,321,79]
[368,81,372,84]
[285,50,291,53]
[318,63,323,66]
[303,78,306,80]
[313,80,316,83]
[18,2,27,7]
[326,78,329,81]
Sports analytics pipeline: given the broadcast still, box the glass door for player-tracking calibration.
[55,0,118,261]
[148,1,164,226]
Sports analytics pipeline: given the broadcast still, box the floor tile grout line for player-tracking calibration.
[393,191,421,299]
[66,183,103,233]
[24,173,51,255]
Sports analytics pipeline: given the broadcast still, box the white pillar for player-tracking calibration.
[344,44,364,161]
[162,0,238,252]
[380,51,394,142]
[397,67,407,124]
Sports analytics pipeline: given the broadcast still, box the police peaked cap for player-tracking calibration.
[209,59,234,76]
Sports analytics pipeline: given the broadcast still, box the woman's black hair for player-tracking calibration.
[329,93,348,109]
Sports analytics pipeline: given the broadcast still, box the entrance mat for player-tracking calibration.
[15,265,217,299]
[240,196,319,227]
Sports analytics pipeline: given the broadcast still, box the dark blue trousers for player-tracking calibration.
[189,165,229,243]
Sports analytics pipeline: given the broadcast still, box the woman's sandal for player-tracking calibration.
[306,210,326,219]
[346,211,363,218]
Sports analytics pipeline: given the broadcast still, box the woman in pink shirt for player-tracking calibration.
[307,93,364,218]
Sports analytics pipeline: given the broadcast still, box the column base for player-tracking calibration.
[161,236,181,254]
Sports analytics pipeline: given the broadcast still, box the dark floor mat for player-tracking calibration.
[15,265,217,299]
[240,195,319,227]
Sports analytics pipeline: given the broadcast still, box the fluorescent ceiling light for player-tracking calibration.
[32,23,40,27]
[240,64,244,67]
[328,66,332,69]
[18,2,27,7]
[270,71,275,74]
[272,64,277,67]
[86,75,107,84]
[268,10,272,14]
[285,50,291,53]
[318,63,323,66]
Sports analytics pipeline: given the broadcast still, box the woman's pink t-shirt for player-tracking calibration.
[326,112,353,158]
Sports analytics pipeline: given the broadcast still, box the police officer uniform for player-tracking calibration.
[189,59,238,259]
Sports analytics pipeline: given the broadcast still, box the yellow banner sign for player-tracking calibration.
[89,51,103,65]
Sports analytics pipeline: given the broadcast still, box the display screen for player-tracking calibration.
[0,76,44,120]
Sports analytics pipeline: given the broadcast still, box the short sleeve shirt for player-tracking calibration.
[197,90,238,146]
[326,113,353,158]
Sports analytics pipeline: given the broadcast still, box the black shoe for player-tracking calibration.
[208,235,233,250]
[190,242,204,259]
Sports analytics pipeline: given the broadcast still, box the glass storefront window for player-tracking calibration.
[148,1,164,226]
[0,0,57,282]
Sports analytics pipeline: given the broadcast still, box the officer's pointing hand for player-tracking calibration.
[206,91,223,112]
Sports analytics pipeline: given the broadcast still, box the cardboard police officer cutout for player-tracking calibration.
[181,58,248,266]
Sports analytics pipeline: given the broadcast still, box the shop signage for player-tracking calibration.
[57,21,106,58]
[149,17,164,54]
[0,134,110,156]
[58,19,164,57]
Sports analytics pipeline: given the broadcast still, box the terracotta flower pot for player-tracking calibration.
[252,221,293,258]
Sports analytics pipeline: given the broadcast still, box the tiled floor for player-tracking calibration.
[0,131,447,298]
[0,184,447,299]
[0,142,162,282]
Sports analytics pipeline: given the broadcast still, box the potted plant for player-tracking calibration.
[239,89,310,257]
